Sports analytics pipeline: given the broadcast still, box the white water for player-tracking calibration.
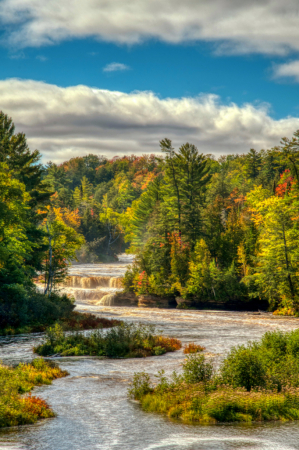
[1,255,299,449]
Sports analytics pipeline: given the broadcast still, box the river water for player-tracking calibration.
[1,256,299,450]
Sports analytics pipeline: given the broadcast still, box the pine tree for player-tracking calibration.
[0,111,53,277]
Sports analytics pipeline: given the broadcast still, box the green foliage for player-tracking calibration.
[129,329,299,424]
[34,322,181,358]
[0,358,68,428]
[0,285,74,331]
[182,353,213,384]
[220,346,266,391]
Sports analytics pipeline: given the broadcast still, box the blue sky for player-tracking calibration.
[0,0,299,162]
[2,39,299,119]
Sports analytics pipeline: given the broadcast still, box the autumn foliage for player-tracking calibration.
[183,342,205,354]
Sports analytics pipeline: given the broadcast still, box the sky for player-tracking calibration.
[0,0,299,163]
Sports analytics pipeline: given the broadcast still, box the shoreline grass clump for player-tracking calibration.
[34,322,181,358]
[0,358,68,428]
[129,329,299,424]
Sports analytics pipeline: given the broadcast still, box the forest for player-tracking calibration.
[1,109,299,334]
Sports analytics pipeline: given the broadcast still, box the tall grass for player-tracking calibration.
[0,358,68,428]
[129,329,299,424]
[34,322,182,358]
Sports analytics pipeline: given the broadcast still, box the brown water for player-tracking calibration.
[1,256,299,450]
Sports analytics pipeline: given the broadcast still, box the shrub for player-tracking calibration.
[128,372,153,400]
[182,354,213,384]
[184,342,205,354]
[0,284,74,333]
[220,346,266,391]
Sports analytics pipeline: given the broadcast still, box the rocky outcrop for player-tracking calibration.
[97,292,138,306]
[138,294,174,308]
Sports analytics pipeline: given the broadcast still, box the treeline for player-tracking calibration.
[0,112,76,331]
[2,108,299,321]
[0,111,159,330]
[123,135,299,314]
[43,150,159,263]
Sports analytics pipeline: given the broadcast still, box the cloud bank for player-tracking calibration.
[1,0,299,54]
[0,78,298,163]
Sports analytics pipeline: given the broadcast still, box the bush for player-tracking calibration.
[128,372,153,400]
[0,284,74,333]
[220,346,266,391]
[182,354,213,384]
[183,342,205,354]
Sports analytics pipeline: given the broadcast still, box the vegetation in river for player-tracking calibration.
[0,358,68,428]
[34,322,181,358]
[60,311,122,331]
[183,342,205,354]
[129,329,299,423]
[0,311,122,336]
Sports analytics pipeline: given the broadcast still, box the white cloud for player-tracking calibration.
[103,62,130,73]
[36,55,47,61]
[1,0,299,55]
[273,60,299,82]
[0,78,299,164]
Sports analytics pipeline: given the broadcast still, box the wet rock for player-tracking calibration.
[98,292,138,306]
[138,294,174,308]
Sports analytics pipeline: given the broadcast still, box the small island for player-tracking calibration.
[129,329,299,424]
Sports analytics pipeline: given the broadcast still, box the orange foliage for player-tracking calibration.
[153,336,182,352]
[276,169,295,197]
[183,342,205,354]
[22,393,54,419]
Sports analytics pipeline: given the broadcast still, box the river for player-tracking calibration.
[1,256,299,450]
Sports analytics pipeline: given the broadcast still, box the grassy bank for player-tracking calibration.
[0,358,68,428]
[0,311,121,336]
[129,329,299,424]
[34,322,181,358]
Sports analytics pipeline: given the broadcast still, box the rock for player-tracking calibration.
[97,292,138,306]
[138,294,174,308]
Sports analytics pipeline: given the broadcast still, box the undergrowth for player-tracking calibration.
[129,329,299,424]
[0,358,68,428]
[34,322,182,358]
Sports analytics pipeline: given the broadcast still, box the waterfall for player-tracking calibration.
[35,254,134,306]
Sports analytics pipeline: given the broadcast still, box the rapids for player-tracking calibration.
[1,255,299,450]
